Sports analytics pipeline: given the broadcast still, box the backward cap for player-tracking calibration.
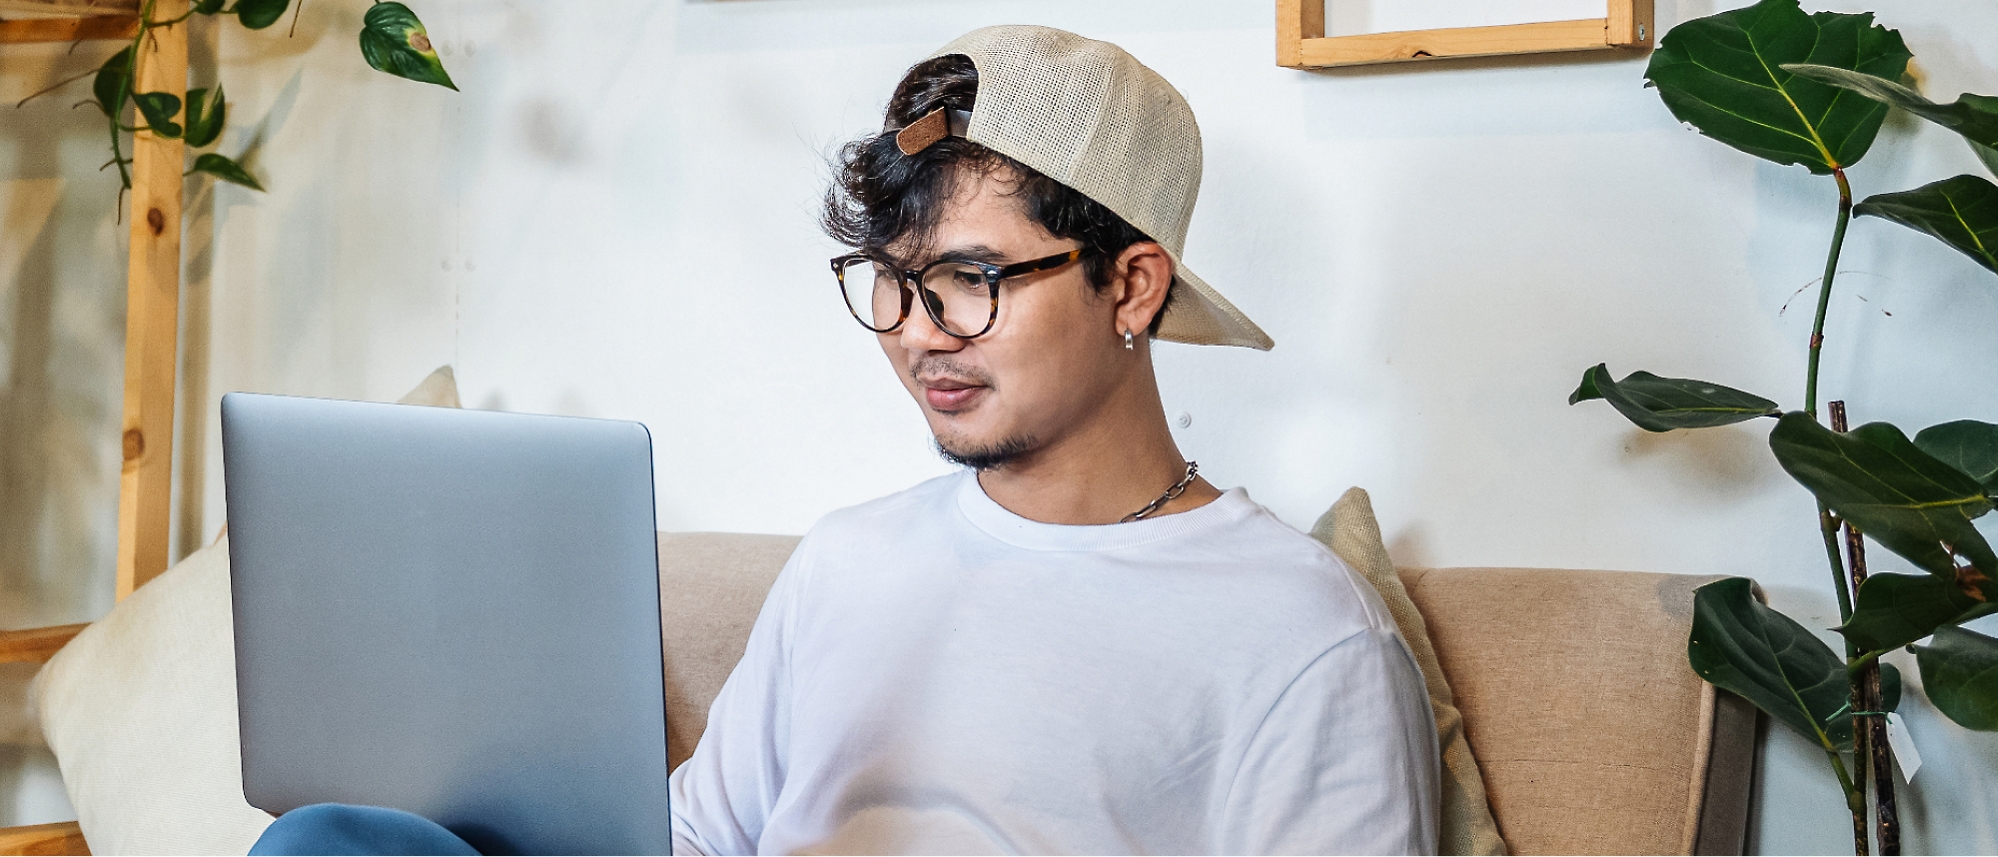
[927,25,1273,350]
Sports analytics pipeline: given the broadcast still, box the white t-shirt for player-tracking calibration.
[669,471,1439,855]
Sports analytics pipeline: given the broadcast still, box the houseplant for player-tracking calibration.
[1567,1,1998,853]
[21,0,453,195]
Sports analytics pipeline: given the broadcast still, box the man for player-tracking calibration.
[248,24,1438,857]
[668,25,1438,855]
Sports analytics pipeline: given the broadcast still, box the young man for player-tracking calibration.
[667,25,1439,855]
[249,25,1438,857]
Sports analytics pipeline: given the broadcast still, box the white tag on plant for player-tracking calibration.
[1887,714,1921,782]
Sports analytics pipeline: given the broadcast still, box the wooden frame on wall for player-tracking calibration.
[1277,0,1653,69]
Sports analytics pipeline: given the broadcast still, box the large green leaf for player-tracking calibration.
[92,48,132,119]
[182,85,226,149]
[1855,175,1998,275]
[1645,0,1910,174]
[1840,572,1998,653]
[1781,64,1998,180]
[1568,364,1780,432]
[1689,577,1861,749]
[359,2,456,91]
[1914,420,1998,492]
[1768,413,1998,578]
[188,153,263,191]
[1913,625,1998,731]
[235,0,289,30]
[131,91,182,138]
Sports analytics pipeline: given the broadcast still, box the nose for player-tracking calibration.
[896,286,964,353]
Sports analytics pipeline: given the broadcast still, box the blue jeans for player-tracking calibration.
[250,804,480,856]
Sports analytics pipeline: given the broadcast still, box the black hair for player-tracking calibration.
[822,54,1172,334]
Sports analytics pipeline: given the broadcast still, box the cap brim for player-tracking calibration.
[1157,256,1274,350]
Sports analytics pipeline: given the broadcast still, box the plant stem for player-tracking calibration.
[1830,402,1900,855]
[1806,172,1861,856]
[1826,747,1869,856]
[1805,168,1854,419]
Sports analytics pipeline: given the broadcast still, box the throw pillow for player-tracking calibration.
[31,366,462,855]
[1312,487,1507,857]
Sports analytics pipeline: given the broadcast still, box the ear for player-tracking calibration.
[1110,241,1174,340]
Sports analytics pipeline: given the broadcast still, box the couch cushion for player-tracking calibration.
[1401,566,1729,855]
[32,536,273,855]
[1311,488,1506,856]
[658,532,799,770]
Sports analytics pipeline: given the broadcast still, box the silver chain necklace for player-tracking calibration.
[1121,461,1198,523]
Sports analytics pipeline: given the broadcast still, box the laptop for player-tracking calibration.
[221,392,671,855]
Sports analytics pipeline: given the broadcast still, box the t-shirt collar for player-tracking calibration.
[953,469,1258,551]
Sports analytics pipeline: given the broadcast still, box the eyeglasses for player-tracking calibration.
[832,247,1093,339]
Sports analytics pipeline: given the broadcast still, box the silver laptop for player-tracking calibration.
[222,392,671,855]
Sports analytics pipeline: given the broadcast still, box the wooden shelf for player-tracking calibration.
[1279,0,1652,69]
[0,2,179,851]
[0,0,138,43]
[0,821,88,856]
[0,624,89,665]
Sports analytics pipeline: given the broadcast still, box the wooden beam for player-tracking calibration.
[1297,18,1618,68]
[116,0,187,600]
[0,821,89,856]
[0,624,88,665]
[1274,0,1323,70]
[1607,0,1655,48]
[0,0,136,14]
[0,14,136,42]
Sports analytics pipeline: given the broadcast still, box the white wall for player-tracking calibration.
[5,0,1997,849]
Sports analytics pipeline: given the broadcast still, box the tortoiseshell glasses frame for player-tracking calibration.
[831,247,1094,339]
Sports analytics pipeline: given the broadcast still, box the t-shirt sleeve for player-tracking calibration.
[1218,626,1441,856]
[667,539,812,856]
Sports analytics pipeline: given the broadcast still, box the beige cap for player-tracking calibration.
[921,25,1274,350]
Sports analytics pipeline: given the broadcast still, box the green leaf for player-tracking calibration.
[188,152,264,191]
[1644,0,1910,174]
[1880,661,1903,714]
[92,48,132,119]
[1569,364,1780,432]
[131,91,182,138]
[1855,175,1998,275]
[1769,413,1998,580]
[1689,577,1860,750]
[1914,420,1998,492]
[359,2,456,91]
[182,85,226,149]
[235,0,289,30]
[193,0,224,13]
[1913,625,1998,731]
[1781,64,1998,181]
[1839,572,1998,653]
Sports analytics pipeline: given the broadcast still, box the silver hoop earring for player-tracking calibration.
[1123,330,1135,351]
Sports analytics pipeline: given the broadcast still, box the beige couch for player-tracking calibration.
[658,534,1756,856]
[8,526,1755,856]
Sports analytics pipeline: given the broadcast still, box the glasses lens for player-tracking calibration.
[919,262,997,337]
[839,258,905,332]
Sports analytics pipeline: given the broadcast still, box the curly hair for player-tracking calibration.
[822,54,1171,333]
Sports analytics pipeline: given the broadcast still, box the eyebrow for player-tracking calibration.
[890,243,1011,269]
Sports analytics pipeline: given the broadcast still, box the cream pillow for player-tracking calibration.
[31,367,462,855]
[1311,487,1507,857]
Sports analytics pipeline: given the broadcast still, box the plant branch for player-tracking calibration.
[15,67,98,109]
[1806,169,1855,418]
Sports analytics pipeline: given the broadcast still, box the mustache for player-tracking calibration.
[909,355,992,388]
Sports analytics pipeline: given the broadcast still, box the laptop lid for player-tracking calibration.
[222,392,669,855]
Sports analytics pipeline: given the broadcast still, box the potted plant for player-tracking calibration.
[1569,1,1998,853]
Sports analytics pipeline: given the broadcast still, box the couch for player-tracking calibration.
[4,511,1755,856]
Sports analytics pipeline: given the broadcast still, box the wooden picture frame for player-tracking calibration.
[1277,0,1653,69]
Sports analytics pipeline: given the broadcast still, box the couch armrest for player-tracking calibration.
[0,821,89,856]
[0,624,88,665]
